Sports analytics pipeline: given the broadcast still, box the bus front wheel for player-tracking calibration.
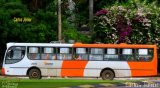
[28,68,41,79]
[101,70,114,80]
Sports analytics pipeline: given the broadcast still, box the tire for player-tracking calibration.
[28,69,42,79]
[101,70,114,80]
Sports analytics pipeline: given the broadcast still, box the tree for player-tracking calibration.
[0,0,58,65]
[93,0,160,44]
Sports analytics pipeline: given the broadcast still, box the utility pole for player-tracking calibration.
[89,0,94,35]
[58,0,62,41]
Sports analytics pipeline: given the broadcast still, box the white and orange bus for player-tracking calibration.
[2,42,158,80]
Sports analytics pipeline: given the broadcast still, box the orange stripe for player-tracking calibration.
[61,61,88,77]
[2,68,5,75]
[128,62,157,76]
[73,43,156,49]
[128,48,157,76]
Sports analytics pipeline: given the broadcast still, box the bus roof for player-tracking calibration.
[7,43,72,48]
[73,43,157,49]
[7,42,157,49]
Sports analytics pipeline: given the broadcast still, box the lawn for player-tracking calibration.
[0,78,141,88]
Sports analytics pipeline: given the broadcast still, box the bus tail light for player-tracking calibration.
[1,68,5,75]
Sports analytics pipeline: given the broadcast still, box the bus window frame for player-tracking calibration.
[104,48,119,61]
[41,47,57,60]
[89,48,104,61]
[135,48,154,62]
[27,46,41,60]
[73,48,89,61]
[25,46,154,62]
[102,48,154,62]
[5,46,26,64]
[119,48,135,61]
[118,48,154,62]
[57,47,73,60]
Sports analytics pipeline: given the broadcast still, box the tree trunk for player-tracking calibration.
[89,0,93,35]
[58,0,62,41]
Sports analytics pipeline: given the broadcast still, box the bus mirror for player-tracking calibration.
[8,50,11,53]
[6,50,13,59]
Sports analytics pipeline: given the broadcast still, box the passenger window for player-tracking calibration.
[5,46,25,64]
[89,48,103,60]
[28,47,40,60]
[74,48,88,60]
[57,48,72,60]
[41,47,56,60]
[136,49,153,61]
[90,48,103,54]
[104,48,119,61]
[120,49,134,61]
[60,48,70,53]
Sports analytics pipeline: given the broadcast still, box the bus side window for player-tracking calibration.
[104,48,118,61]
[28,47,40,60]
[41,47,56,60]
[74,48,88,60]
[57,48,72,60]
[137,49,153,61]
[120,49,134,61]
[89,48,103,61]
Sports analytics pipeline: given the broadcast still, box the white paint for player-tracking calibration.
[84,61,131,77]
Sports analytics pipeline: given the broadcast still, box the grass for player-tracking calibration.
[0,78,141,88]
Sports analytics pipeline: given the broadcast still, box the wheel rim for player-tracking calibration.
[105,73,111,79]
[32,72,38,78]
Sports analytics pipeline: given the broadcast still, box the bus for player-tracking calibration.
[2,42,158,80]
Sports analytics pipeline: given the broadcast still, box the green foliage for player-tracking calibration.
[0,0,58,63]
[63,20,78,40]
[62,0,91,43]
[70,0,89,27]
[1,0,160,64]
[4,2,25,9]
[0,0,57,43]
[62,20,91,43]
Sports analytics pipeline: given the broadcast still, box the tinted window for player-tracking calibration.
[76,48,87,54]
[28,47,40,60]
[90,48,103,54]
[89,48,103,60]
[57,48,72,60]
[41,47,56,60]
[120,49,135,61]
[104,48,119,61]
[136,49,153,61]
[74,48,88,60]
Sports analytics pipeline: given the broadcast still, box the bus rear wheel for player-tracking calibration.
[101,70,114,80]
[28,69,41,79]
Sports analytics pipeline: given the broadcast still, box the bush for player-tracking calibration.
[93,0,160,44]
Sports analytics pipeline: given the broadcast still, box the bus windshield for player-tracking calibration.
[5,46,25,64]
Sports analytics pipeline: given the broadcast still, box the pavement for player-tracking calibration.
[58,77,160,88]
[59,80,160,88]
